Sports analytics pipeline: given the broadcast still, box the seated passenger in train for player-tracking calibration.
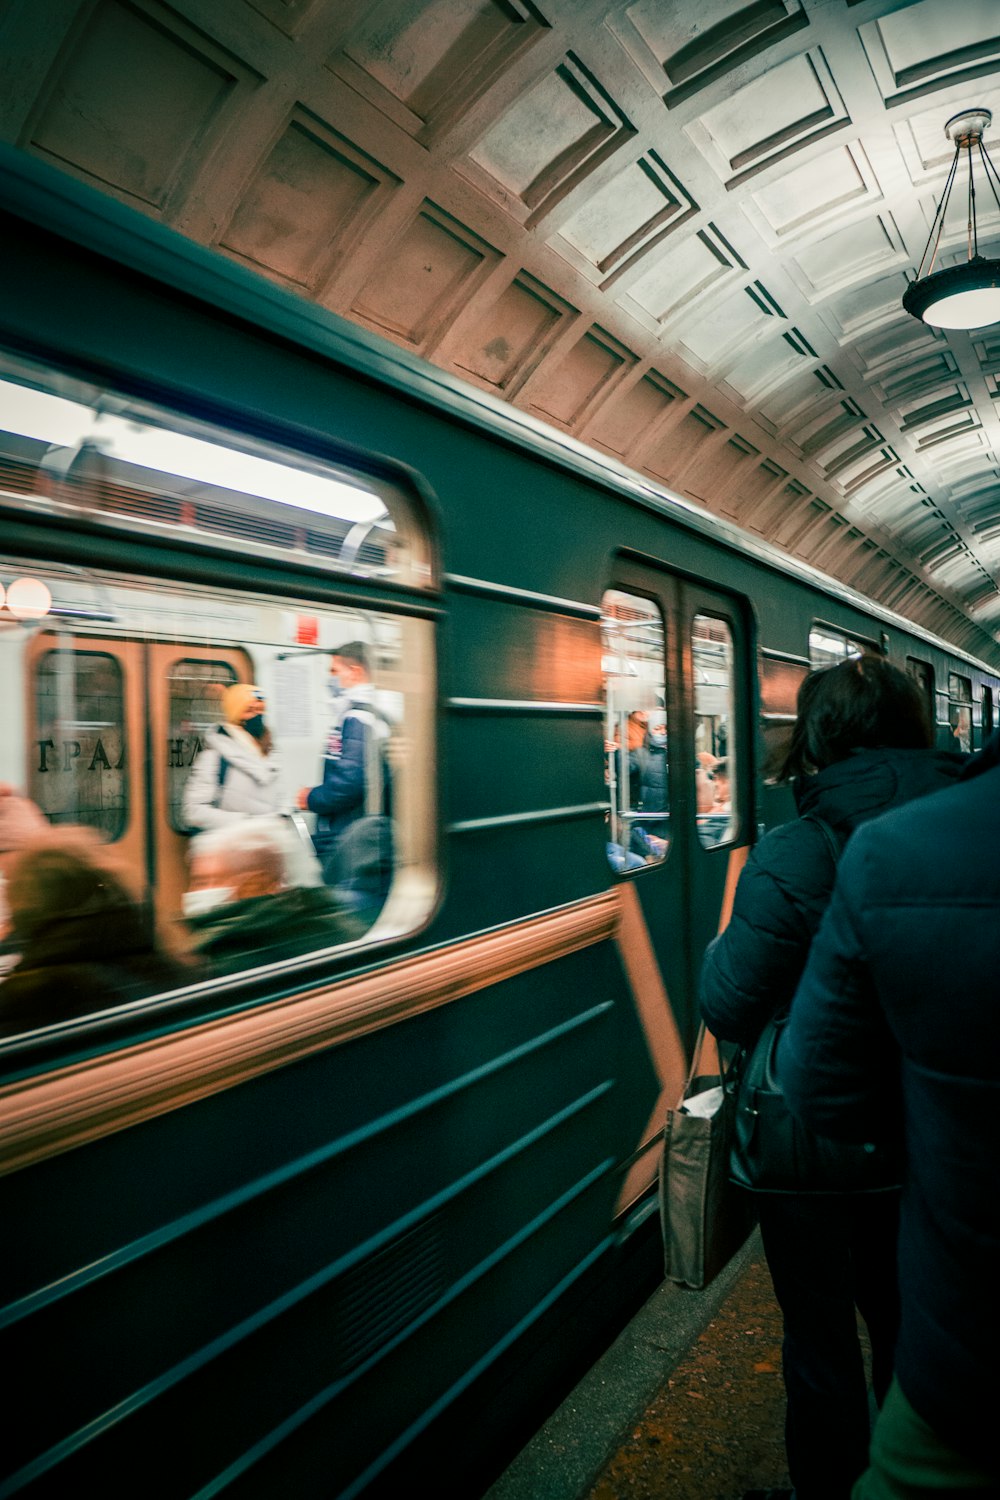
[183,820,363,971]
[0,828,186,1033]
[296,642,394,921]
[181,684,283,833]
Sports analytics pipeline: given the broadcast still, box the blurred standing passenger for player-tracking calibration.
[781,762,1000,1496]
[0,830,184,1033]
[296,642,393,919]
[182,683,282,832]
[699,656,967,1500]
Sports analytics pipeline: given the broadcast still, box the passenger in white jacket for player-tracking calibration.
[182,683,283,831]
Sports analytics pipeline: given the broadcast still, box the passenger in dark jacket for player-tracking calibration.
[780,767,1000,1495]
[699,655,966,1500]
[0,831,185,1034]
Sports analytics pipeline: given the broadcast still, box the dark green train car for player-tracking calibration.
[0,149,996,1499]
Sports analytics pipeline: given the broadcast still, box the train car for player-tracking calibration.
[0,145,997,1500]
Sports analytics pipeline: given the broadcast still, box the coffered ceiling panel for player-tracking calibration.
[3,0,1000,662]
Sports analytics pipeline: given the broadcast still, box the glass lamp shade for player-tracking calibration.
[903,256,1000,329]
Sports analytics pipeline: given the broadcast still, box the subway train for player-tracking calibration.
[0,144,997,1500]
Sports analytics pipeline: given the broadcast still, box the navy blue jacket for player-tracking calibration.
[780,766,1000,1466]
[700,747,965,1048]
[306,707,391,860]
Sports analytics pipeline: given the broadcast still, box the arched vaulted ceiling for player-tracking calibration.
[3,0,1000,661]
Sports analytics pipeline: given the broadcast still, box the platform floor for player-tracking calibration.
[486,1230,793,1500]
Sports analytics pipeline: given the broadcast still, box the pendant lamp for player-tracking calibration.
[902,108,1000,331]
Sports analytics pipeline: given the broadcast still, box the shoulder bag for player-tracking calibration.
[659,1023,756,1289]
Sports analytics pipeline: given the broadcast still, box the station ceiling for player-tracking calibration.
[3,0,1000,661]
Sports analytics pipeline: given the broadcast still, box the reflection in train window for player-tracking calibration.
[759,652,808,782]
[601,590,668,873]
[30,649,127,841]
[693,615,736,849]
[0,349,434,591]
[809,624,875,668]
[948,672,972,752]
[984,685,995,742]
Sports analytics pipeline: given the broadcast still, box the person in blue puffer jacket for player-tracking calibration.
[297,641,393,920]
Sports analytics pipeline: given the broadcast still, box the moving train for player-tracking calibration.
[1,144,996,1499]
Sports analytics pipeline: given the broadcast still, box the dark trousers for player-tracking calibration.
[756,1190,901,1500]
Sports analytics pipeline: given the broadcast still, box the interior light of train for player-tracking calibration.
[4,576,52,618]
[1,379,389,524]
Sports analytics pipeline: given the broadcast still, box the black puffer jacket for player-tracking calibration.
[699,747,966,1047]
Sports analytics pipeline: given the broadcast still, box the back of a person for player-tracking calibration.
[823,766,1000,1464]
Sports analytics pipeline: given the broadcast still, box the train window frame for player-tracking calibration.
[808,622,879,668]
[600,587,670,876]
[0,346,437,594]
[692,612,739,851]
[905,657,935,735]
[29,646,129,843]
[983,684,995,742]
[948,672,973,753]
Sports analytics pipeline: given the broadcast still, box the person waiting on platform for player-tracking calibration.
[183,820,361,971]
[296,641,393,921]
[699,655,967,1500]
[780,734,1000,1498]
[182,683,283,832]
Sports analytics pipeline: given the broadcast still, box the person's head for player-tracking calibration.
[626,711,647,751]
[648,719,667,748]
[7,829,142,947]
[330,640,370,693]
[184,821,287,917]
[221,683,267,741]
[777,654,932,781]
[712,759,730,800]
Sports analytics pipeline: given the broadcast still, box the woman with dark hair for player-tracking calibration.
[700,654,967,1500]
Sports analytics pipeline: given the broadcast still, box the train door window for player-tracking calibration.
[29,648,127,840]
[948,673,973,751]
[905,657,935,732]
[601,589,668,872]
[166,659,241,833]
[983,685,995,742]
[693,615,736,848]
[809,625,875,668]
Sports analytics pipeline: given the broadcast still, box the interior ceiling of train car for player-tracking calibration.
[4,0,1000,661]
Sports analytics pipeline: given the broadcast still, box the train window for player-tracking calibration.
[0,350,434,590]
[601,590,669,872]
[948,673,973,752]
[809,625,875,667]
[759,651,808,781]
[693,615,736,848]
[984,685,995,742]
[906,657,935,731]
[30,648,127,841]
[0,557,434,1032]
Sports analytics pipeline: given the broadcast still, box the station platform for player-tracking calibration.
[485,1230,792,1500]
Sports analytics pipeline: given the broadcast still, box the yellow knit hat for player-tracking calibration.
[221,683,264,724]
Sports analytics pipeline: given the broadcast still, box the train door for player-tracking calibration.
[26,630,148,888]
[147,643,254,920]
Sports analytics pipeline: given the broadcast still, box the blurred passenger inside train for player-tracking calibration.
[699,655,967,1500]
[296,641,393,921]
[182,683,283,832]
[710,758,731,814]
[780,740,1000,1498]
[0,829,185,1033]
[0,782,48,964]
[183,820,363,971]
